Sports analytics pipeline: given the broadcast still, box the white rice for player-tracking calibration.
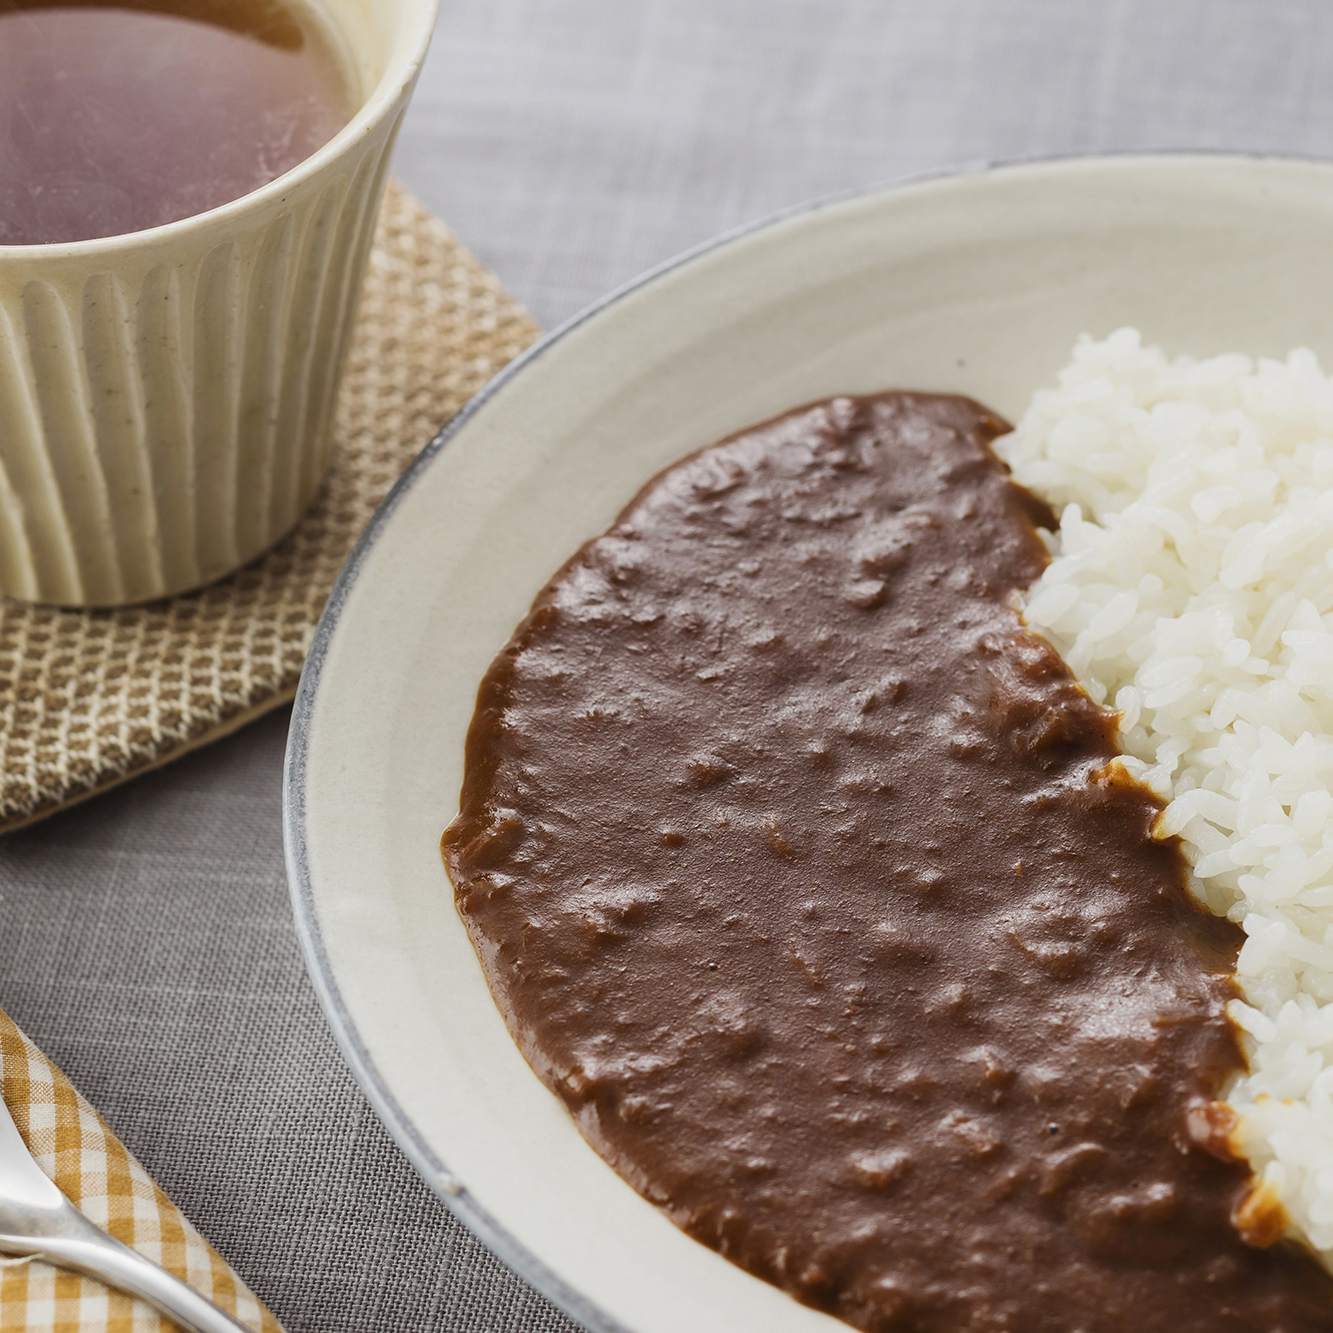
[995,329,1333,1257]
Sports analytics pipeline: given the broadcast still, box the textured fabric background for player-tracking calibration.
[2,2,1332,1329]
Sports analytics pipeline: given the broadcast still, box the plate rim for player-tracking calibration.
[281,147,1328,1331]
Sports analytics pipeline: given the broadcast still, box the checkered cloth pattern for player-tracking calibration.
[0,1009,281,1332]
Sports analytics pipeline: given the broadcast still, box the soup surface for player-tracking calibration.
[444,393,1333,1331]
[0,0,352,244]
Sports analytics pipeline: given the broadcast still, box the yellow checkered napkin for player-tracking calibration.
[0,1010,281,1333]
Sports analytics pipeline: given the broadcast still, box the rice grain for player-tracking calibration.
[997,329,1333,1257]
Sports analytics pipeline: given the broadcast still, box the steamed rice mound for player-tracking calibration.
[996,329,1333,1258]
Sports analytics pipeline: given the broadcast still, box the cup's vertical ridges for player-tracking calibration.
[82,271,164,601]
[0,298,71,602]
[192,240,245,585]
[300,121,404,504]
[21,280,123,605]
[234,211,299,563]
[299,155,381,507]
[0,460,36,603]
[138,262,200,593]
[269,174,349,540]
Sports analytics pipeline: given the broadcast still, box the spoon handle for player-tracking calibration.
[1,1199,254,1333]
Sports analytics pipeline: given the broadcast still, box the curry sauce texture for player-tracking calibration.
[442,393,1333,1331]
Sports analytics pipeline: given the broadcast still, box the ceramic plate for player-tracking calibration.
[283,154,1333,1333]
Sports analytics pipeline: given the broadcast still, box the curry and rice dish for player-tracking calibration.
[442,335,1333,1330]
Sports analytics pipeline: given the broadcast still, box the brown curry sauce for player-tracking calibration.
[443,393,1333,1331]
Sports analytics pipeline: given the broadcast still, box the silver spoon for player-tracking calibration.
[0,1085,254,1333]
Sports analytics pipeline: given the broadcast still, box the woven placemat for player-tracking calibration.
[0,182,540,833]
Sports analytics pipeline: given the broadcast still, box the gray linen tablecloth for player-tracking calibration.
[2,1,1332,1328]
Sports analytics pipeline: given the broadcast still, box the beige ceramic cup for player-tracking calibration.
[0,0,439,606]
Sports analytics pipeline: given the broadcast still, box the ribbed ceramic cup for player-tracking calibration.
[0,0,439,606]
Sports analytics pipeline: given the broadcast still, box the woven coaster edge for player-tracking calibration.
[0,691,296,836]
